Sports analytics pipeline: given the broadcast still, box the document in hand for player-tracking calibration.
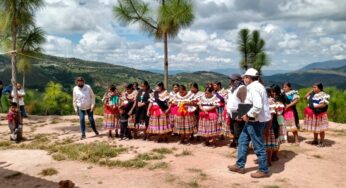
[237,104,253,119]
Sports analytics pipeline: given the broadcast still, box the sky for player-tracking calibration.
[36,0,346,72]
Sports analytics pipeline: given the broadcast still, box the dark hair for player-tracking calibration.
[283,82,292,89]
[142,80,150,90]
[109,84,116,92]
[172,83,180,87]
[249,76,259,81]
[314,82,323,91]
[205,87,214,93]
[265,87,272,98]
[126,83,133,90]
[156,81,165,91]
[119,106,126,111]
[214,81,222,87]
[76,77,84,82]
[270,85,288,104]
[179,85,187,91]
[10,102,18,108]
[191,82,199,90]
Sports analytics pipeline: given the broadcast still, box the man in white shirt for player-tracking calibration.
[11,83,27,118]
[226,74,247,148]
[73,77,99,140]
[228,68,269,178]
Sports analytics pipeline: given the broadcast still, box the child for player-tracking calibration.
[119,106,130,140]
[7,102,22,142]
[102,85,120,138]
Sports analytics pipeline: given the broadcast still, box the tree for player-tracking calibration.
[237,28,251,70]
[17,58,32,88]
[0,0,44,110]
[237,29,270,74]
[43,82,72,115]
[113,0,194,87]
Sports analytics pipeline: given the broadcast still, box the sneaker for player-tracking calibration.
[80,135,86,140]
[250,171,269,178]
[227,165,245,174]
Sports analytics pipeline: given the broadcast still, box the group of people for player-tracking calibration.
[6,68,330,178]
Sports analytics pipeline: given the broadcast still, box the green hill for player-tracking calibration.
[0,54,229,95]
[1,54,345,95]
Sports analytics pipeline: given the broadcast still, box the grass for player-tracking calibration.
[264,186,280,188]
[152,147,174,155]
[165,174,178,184]
[186,168,207,180]
[52,153,66,161]
[39,168,58,176]
[175,149,193,157]
[148,161,169,170]
[186,180,199,188]
[0,141,12,148]
[312,154,323,159]
[50,118,61,124]
[0,133,175,170]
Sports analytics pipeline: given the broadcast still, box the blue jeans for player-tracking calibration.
[236,121,268,173]
[78,109,98,136]
[20,105,27,117]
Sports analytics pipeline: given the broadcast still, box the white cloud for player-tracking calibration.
[42,35,73,57]
[37,0,346,72]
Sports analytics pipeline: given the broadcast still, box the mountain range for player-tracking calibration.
[0,54,345,97]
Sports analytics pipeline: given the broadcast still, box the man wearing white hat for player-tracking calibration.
[228,68,270,178]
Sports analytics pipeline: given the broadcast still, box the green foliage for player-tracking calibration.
[296,87,346,123]
[114,0,194,39]
[43,82,73,115]
[39,168,58,176]
[21,82,73,115]
[238,28,270,74]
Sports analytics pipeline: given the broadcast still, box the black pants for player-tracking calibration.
[230,116,245,144]
[292,106,300,129]
[120,121,130,138]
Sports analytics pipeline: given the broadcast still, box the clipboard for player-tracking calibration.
[237,104,253,119]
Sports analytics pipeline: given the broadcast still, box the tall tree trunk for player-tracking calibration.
[244,55,248,70]
[11,23,19,107]
[23,72,25,89]
[163,32,169,88]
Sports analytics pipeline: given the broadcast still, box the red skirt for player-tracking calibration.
[303,107,328,133]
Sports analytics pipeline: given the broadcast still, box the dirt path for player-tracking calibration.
[0,114,346,188]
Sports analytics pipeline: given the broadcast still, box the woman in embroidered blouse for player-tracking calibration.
[213,81,228,139]
[189,83,204,140]
[168,83,180,130]
[102,84,120,138]
[134,81,152,140]
[264,85,287,166]
[303,83,330,147]
[283,82,300,144]
[198,87,220,146]
[172,85,195,144]
[121,84,138,138]
[147,82,172,142]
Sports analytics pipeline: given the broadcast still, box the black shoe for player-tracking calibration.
[80,135,86,140]
[230,141,237,148]
[95,131,99,136]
